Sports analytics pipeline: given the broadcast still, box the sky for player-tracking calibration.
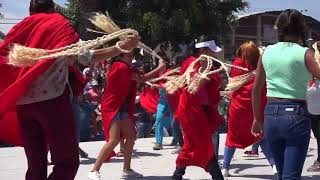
[0,0,320,34]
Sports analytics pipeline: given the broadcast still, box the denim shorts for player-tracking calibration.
[112,111,129,122]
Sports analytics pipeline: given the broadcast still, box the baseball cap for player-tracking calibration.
[195,40,222,53]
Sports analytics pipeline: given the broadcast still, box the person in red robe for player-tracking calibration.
[0,1,140,179]
[172,38,224,180]
[140,67,183,150]
[139,85,160,113]
[222,41,275,177]
[88,52,166,180]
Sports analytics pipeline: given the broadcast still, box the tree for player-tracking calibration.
[56,0,79,27]
[57,0,102,40]
[97,0,248,46]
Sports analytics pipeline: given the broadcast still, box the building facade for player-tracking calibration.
[224,11,320,61]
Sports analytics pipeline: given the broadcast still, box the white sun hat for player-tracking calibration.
[195,40,222,53]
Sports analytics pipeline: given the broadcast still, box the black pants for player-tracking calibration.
[172,156,223,180]
[310,115,320,161]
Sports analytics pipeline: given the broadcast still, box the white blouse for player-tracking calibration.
[17,50,93,105]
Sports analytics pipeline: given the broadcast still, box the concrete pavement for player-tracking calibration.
[0,134,319,180]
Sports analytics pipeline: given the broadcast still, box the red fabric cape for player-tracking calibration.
[101,61,137,139]
[175,56,223,170]
[225,58,266,149]
[139,69,179,114]
[0,13,79,146]
[139,86,159,113]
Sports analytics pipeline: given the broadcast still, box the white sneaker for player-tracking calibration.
[222,168,229,177]
[121,169,143,178]
[272,165,278,174]
[171,147,182,154]
[88,171,101,180]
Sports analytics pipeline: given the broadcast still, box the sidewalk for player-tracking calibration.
[0,134,319,180]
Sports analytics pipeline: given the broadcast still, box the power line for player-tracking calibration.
[0,18,23,20]
[0,22,18,24]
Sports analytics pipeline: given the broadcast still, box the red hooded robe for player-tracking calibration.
[225,57,266,148]
[0,13,79,146]
[175,56,223,170]
[101,61,137,140]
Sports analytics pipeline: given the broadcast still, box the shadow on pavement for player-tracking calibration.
[132,150,162,158]
[80,157,124,164]
[142,176,209,180]
[230,163,269,174]
[302,175,320,179]
[80,157,97,165]
[230,174,277,179]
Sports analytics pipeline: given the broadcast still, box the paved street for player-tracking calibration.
[0,134,320,180]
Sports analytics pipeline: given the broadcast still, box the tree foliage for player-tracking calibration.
[56,0,79,27]
[64,0,248,45]
[99,0,248,45]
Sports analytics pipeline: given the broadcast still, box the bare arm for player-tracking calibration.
[133,62,166,83]
[90,46,123,64]
[77,35,139,65]
[251,57,266,137]
[150,84,162,90]
[305,49,320,79]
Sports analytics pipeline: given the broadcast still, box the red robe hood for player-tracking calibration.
[0,13,79,146]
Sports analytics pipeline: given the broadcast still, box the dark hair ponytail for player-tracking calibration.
[29,0,55,15]
[275,9,307,46]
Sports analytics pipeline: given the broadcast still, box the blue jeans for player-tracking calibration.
[155,98,174,144]
[71,97,81,143]
[264,101,311,180]
[112,111,129,122]
[172,120,184,146]
[223,138,274,169]
[71,98,93,142]
[252,141,260,153]
[136,122,152,138]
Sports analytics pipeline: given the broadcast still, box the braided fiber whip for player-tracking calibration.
[164,54,252,94]
[8,29,138,67]
[313,42,320,65]
[8,12,165,67]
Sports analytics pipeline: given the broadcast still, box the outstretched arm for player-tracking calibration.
[133,61,166,83]
[76,35,139,65]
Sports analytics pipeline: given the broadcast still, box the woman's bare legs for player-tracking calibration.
[92,122,120,171]
[119,119,136,172]
[117,139,125,157]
